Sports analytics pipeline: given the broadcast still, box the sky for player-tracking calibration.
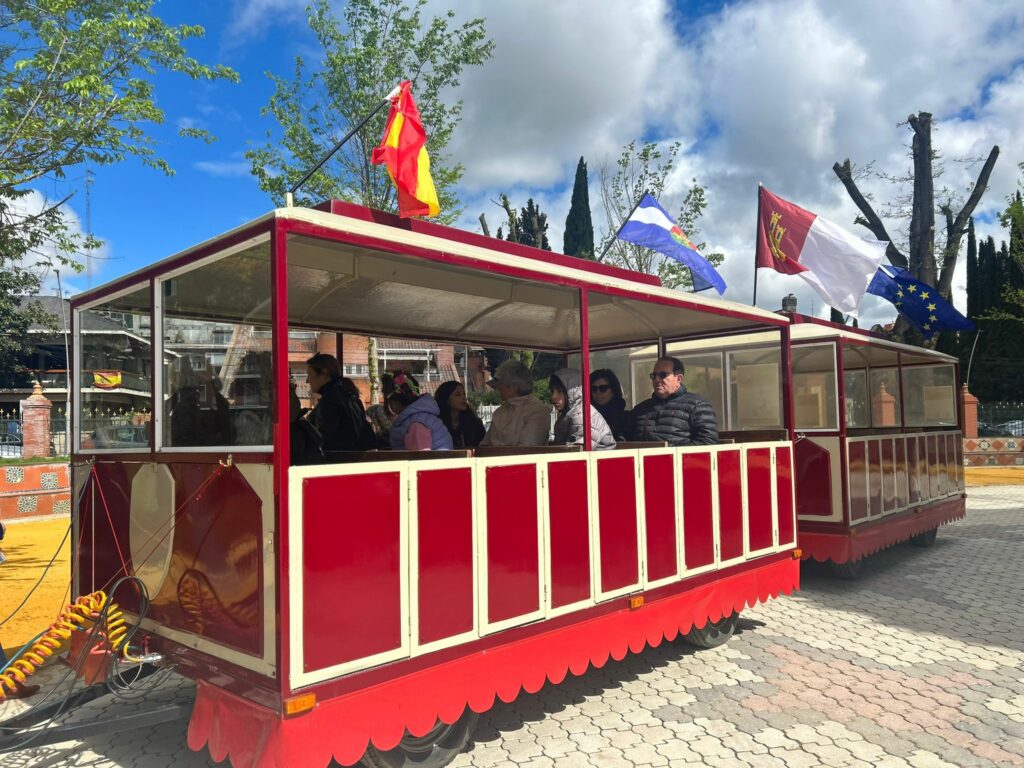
[41,0,1024,328]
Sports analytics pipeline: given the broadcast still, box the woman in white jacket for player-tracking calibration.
[480,359,551,447]
[550,368,616,450]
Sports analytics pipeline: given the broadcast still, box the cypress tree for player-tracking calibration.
[563,157,595,259]
[1007,191,1024,291]
[978,236,997,312]
[509,199,551,250]
[966,218,978,318]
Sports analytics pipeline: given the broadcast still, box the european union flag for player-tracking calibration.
[866,265,973,339]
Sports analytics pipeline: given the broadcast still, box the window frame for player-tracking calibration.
[724,345,784,432]
[154,233,274,453]
[791,342,839,433]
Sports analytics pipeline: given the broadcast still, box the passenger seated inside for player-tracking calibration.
[434,381,485,449]
[550,368,616,450]
[589,368,633,441]
[305,353,375,453]
[229,351,273,445]
[383,371,453,451]
[631,356,718,446]
[168,358,234,447]
[479,359,551,447]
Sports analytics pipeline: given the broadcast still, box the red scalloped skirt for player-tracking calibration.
[187,556,799,768]
[800,494,966,564]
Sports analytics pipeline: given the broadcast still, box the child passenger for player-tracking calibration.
[384,371,453,451]
[434,381,485,449]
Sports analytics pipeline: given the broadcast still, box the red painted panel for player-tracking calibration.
[717,450,744,561]
[868,440,883,517]
[76,463,135,596]
[906,437,920,504]
[416,468,474,645]
[775,448,796,547]
[485,464,540,623]
[681,452,715,569]
[642,453,678,582]
[945,434,957,495]
[848,441,868,521]
[303,472,403,671]
[746,448,774,552]
[794,439,833,517]
[881,439,896,512]
[927,435,940,499]
[895,438,909,508]
[918,435,930,501]
[547,460,592,609]
[955,436,964,490]
[595,456,639,593]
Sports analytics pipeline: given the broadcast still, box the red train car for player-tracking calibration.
[626,315,966,580]
[69,201,800,767]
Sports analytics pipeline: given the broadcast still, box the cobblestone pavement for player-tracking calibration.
[2,486,1022,767]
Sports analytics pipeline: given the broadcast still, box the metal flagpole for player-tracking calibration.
[285,84,402,207]
[596,189,650,261]
[752,182,763,307]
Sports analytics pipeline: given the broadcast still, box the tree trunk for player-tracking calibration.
[908,113,936,285]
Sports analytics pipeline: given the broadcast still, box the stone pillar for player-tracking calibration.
[961,384,979,438]
[871,381,897,427]
[21,382,53,458]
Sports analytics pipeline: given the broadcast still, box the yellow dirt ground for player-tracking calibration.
[964,466,1024,487]
[0,518,72,652]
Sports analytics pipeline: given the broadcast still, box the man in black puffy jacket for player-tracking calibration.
[631,356,718,446]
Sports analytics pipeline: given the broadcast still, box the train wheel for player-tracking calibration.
[829,559,864,580]
[910,527,938,548]
[360,710,479,768]
[683,611,738,649]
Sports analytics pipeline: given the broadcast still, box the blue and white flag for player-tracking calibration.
[617,194,726,294]
[866,265,974,339]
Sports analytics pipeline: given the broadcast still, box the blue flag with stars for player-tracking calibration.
[866,265,973,338]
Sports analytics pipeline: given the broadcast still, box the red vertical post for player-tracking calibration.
[836,340,851,525]
[580,289,591,451]
[779,325,794,437]
[271,219,291,698]
[148,279,157,453]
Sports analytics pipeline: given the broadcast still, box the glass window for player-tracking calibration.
[727,347,783,431]
[792,344,837,430]
[844,369,869,428]
[161,242,273,449]
[903,364,957,427]
[589,346,655,411]
[870,367,902,427]
[675,352,724,425]
[78,286,152,451]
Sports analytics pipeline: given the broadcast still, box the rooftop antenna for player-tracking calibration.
[85,170,94,288]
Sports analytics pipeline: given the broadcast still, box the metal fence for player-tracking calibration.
[978,402,1024,437]
[0,410,21,458]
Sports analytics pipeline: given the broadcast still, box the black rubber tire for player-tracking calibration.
[683,612,738,649]
[829,559,864,580]
[359,710,479,768]
[910,527,938,548]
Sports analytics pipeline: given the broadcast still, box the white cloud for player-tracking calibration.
[225,0,308,45]
[194,159,253,178]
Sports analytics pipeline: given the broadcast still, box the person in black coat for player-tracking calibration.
[631,356,718,446]
[434,380,486,449]
[305,353,375,454]
[589,368,633,441]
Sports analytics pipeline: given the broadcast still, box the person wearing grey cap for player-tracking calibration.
[480,359,551,447]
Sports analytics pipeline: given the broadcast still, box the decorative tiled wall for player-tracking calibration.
[963,437,1024,466]
[0,463,71,521]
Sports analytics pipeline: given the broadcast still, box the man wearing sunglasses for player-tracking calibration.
[630,356,718,446]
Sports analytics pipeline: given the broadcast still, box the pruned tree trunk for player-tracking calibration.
[832,111,999,346]
[479,213,490,237]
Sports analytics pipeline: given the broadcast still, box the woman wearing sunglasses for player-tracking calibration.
[588,368,633,441]
[549,368,616,450]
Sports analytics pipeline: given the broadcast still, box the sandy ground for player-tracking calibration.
[964,466,1024,486]
[0,517,72,652]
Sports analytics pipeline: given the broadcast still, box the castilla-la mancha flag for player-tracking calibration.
[755,187,886,316]
[371,80,440,218]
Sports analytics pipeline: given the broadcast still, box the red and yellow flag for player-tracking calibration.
[371,81,440,218]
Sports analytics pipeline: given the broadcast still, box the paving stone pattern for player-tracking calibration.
[3,487,1023,767]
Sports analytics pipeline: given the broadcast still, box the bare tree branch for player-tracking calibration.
[832,159,908,268]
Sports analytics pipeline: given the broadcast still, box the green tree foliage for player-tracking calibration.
[0,0,237,386]
[511,199,550,250]
[245,0,493,222]
[597,141,724,290]
[563,157,594,258]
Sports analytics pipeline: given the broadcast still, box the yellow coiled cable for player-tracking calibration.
[0,591,129,699]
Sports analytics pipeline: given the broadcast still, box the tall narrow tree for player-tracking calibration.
[563,157,594,259]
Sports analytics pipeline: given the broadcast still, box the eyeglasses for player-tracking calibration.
[591,384,612,394]
[649,371,676,380]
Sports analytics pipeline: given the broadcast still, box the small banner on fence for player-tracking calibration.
[92,371,122,390]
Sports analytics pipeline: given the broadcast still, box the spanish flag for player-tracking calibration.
[371,81,441,218]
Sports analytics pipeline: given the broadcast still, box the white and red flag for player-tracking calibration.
[755,187,886,316]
